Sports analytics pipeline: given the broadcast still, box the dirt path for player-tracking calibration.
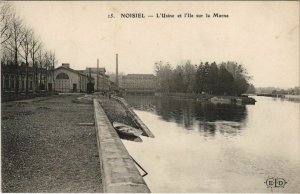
[1,95,102,192]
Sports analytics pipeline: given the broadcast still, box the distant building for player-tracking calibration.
[52,63,93,93]
[1,61,48,94]
[122,74,157,94]
[2,64,34,93]
[82,67,110,92]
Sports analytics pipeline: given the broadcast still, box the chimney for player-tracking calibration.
[62,63,70,68]
[116,54,119,87]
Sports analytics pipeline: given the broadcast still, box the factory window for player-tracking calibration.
[56,72,69,79]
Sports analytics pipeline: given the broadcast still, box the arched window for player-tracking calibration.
[56,72,69,79]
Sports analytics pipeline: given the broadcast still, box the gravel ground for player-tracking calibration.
[1,95,102,192]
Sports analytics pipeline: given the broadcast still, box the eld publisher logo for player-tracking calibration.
[265,177,287,189]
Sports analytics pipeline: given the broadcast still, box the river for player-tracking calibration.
[122,96,300,193]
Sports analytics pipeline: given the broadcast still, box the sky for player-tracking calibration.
[12,1,299,88]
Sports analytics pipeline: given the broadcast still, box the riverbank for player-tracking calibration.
[1,95,103,192]
[93,98,150,192]
[155,92,256,104]
[98,95,153,140]
[155,92,212,100]
[280,94,300,102]
[254,94,300,102]
[99,96,137,128]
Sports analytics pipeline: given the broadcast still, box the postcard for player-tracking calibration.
[1,1,299,193]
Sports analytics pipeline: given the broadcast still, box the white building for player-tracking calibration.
[52,63,92,93]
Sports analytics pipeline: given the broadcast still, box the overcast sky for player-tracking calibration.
[13,1,299,88]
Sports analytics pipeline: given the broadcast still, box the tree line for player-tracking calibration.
[256,86,300,95]
[1,2,58,96]
[154,60,252,96]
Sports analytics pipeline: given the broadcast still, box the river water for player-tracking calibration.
[122,96,300,193]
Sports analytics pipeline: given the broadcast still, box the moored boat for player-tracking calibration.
[113,122,143,137]
[210,97,232,104]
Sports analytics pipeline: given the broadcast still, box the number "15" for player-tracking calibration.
[108,13,115,18]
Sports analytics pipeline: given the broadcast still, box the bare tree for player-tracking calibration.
[30,33,41,93]
[0,2,13,44]
[1,47,11,66]
[49,51,57,93]
[0,2,14,92]
[37,48,44,90]
[1,2,58,98]
[19,27,33,95]
[3,15,24,95]
[43,50,51,91]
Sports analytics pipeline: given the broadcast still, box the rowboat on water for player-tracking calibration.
[113,122,143,137]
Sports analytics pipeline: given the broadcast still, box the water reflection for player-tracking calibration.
[125,95,247,136]
[123,96,300,192]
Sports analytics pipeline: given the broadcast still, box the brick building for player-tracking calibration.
[122,74,157,94]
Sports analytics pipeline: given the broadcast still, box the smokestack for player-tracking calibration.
[97,59,99,91]
[116,54,119,87]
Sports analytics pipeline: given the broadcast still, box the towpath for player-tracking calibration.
[1,95,103,192]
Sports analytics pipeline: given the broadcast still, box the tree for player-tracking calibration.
[1,46,12,66]
[195,62,205,93]
[218,65,234,95]
[206,62,219,94]
[30,33,42,93]
[0,1,13,44]
[19,27,33,95]
[42,50,51,91]
[246,84,256,94]
[154,61,173,93]
[171,65,184,92]
[3,15,24,95]
[37,48,44,90]
[154,60,252,96]
[49,51,57,93]
[1,2,59,97]
[222,61,250,95]
[234,76,249,95]
[203,62,211,93]
[182,61,196,93]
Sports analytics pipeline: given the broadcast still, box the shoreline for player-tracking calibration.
[154,92,256,104]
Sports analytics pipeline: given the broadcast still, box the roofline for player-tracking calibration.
[55,66,90,78]
[85,67,106,72]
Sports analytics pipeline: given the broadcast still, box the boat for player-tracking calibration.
[210,96,232,104]
[236,98,243,105]
[209,96,256,105]
[113,122,143,137]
